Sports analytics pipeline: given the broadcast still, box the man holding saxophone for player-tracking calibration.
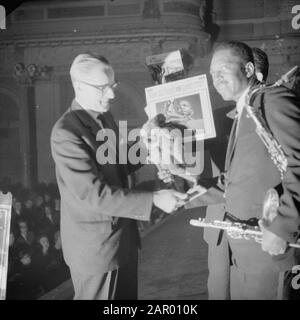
[180,41,300,299]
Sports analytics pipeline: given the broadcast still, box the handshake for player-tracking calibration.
[153,189,188,213]
[152,185,208,214]
[153,167,208,214]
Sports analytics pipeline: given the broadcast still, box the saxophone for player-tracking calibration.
[245,65,299,182]
[245,85,287,180]
[244,71,296,222]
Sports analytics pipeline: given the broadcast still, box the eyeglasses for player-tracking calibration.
[79,79,120,93]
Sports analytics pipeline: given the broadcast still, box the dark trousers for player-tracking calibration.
[206,232,231,300]
[230,262,292,300]
[204,204,231,300]
[70,257,138,300]
[228,238,294,300]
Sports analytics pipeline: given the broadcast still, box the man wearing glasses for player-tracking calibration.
[50,53,187,300]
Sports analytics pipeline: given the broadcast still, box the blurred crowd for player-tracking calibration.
[0,180,70,300]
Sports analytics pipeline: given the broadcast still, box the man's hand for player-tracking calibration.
[186,184,208,201]
[153,189,188,213]
[258,219,287,255]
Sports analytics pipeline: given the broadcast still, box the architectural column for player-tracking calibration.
[35,78,61,183]
[18,86,33,188]
[13,63,53,188]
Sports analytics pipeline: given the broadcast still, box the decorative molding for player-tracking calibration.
[10,0,203,22]
[0,30,209,58]
[13,63,53,86]
[0,29,208,49]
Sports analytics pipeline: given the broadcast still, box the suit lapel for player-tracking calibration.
[70,100,104,136]
[70,101,129,188]
[70,101,117,156]
[225,110,238,172]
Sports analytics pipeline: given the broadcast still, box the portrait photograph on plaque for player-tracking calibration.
[145,74,216,142]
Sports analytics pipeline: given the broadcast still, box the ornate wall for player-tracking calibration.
[0,0,299,184]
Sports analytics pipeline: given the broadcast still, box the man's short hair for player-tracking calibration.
[70,53,110,83]
[213,41,255,66]
[252,47,269,82]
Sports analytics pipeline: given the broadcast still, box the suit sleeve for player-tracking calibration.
[264,87,300,242]
[51,125,153,222]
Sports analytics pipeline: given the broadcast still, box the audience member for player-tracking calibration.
[7,246,44,300]
[15,219,35,249]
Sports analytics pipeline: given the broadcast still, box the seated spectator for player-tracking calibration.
[34,193,44,210]
[33,234,56,272]
[15,219,35,249]
[11,198,25,230]
[43,190,54,209]
[22,196,36,231]
[7,246,44,300]
[33,234,60,291]
[35,205,59,242]
[32,194,45,233]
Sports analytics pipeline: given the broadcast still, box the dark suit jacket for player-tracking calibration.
[51,100,153,274]
[225,86,300,243]
[189,86,300,271]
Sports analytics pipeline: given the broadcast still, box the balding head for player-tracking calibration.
[70,53,116,113]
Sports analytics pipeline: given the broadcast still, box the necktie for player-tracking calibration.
[97,113,128,188]
[96,113,107,129]
[97,112,120,152]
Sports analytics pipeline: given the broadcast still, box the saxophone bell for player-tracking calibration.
[262,188,280,225]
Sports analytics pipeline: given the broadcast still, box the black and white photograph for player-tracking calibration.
[0,0,300,308]
[145,75,216,140]
[156,94,202,127]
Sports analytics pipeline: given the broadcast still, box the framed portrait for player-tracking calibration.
[145,74,216,141]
